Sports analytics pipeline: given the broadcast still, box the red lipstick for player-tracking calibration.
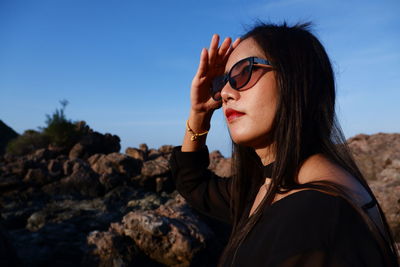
[225,108,245,122]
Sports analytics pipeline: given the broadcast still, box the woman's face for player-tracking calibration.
[221,37,278,149]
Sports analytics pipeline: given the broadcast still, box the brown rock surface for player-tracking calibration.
[209,150,231,178]
[141,156,170,177]
[347,133,400,244]
[348,133,400,181]
[87,194,223,267]
[125,147,146,161]
[368,159,400,240]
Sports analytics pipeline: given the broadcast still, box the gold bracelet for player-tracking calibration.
[186,120,209,141]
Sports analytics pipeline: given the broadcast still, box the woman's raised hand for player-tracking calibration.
[190,34,241,114]
[182,34,240,151]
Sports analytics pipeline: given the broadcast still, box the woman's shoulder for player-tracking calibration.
[258,190,387,267]
[294,153,373,206]
[270,189,347,218]
[266,190,351,233]
[267,189,378,247]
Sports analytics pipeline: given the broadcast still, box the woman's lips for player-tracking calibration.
[225,108,245,122]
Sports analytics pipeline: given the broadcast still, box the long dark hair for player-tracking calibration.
[218,22,399,266]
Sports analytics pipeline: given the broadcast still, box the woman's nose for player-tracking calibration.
[221,83,240,102]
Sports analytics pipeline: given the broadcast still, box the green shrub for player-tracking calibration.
[6,130,50,156]
[42,100,82,148]
[6,100,84,156]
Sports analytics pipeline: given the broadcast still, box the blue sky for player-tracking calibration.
[1,0,399,157]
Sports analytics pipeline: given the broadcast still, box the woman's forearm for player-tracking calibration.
[181,110,213,152]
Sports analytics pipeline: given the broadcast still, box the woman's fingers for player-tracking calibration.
[223,37,241,61]
[195,35,239,85]
[218,37,232,57]
[208,34,219,66]
[195,48,208,79]
[232,37,241,49]
[191,34,239,112]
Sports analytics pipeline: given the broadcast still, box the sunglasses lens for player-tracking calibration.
[211,75,226,100]
[230,59,252,89]
[210,58,259,100]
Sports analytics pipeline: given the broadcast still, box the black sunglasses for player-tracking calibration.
[210,56,272,101]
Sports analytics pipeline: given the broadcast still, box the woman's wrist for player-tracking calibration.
[181,109,213,152]
[188,109,213,133]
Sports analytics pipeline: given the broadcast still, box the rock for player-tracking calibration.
[84,228,166,267]
[43,162,104,197]
[209,150,231,178]
[135,156,173,193]
[125,147,146,161]
[69,143,85,160]
[3,157,36,177]
[141,157,170,177]
[0,175,23,194]
[0,120,19,155]
[88,153,142,191]
[93,194,220,267]
[369,160,400,240]
[139,143,149,153]
[85,230,139,266]
[8,196,126,266]
[26,211,47,231]
[62,158,85,177]
[139,144,174,161]
[155,176,175,194]
[347,133,400,241]
[69,131,121,160]
[158,145,174,155]
[147,149,161,161]
[102,186,141,212]
[88,153,142,178]
[23,168,50,185]
[127,193,164,210]
[348,133,400,181]
[27,148,54,162]
[48,159,62,177]
[75,120,90,133]
[97,173,125,193]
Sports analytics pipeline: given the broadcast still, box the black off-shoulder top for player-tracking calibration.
[169,146,397,267]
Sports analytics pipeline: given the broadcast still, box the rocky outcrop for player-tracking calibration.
[0,131,399,266]
[69,129,121,160]
[0,129,230,266]
[86,194,225,266]
[367,159,400,240]
[348,133,400,244]
[0,120,19,155]
[348,133,400,181]
[208,150,231,178]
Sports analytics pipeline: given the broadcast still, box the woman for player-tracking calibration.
[169,22,399,266]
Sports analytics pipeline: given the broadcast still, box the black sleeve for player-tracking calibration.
[169,146,232,224]
[275,196,390,267]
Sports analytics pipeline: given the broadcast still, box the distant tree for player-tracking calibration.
[42,100,82,148]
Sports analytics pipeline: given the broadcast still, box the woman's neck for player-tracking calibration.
[255,144,275,165]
